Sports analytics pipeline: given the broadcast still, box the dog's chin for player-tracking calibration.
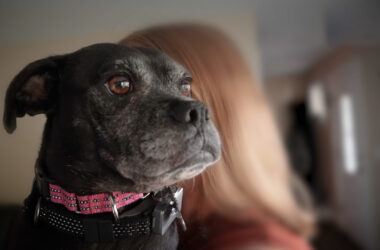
[117,149,219,193]
[161,150,217,183]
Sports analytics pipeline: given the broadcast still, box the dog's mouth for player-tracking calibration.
[156,147,216,179]
[121,144,216,187]
[114,124,221,193]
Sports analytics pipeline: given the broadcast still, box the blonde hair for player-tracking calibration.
[120,24,315,238]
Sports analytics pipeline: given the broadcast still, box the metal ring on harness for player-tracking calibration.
[34,197,41,224]
[109,195,119,222]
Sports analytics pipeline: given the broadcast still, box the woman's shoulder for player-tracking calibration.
[178,216,312,250]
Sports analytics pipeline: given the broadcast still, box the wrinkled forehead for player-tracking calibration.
[111,48,190,83]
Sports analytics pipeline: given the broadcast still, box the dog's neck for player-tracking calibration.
[28,164,185,243]
[37,117,137,194]
[33,158,144,216]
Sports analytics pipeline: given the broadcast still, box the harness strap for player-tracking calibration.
[35,197,151,242]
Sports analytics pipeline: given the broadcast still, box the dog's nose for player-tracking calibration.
[169,100,210,127]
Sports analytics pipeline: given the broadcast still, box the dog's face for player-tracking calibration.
[3,44,221,193]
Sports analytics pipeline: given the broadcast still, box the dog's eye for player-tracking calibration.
[107,76,132,95]
[181,80,192,97]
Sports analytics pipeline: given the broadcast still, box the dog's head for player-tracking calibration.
[3,44,221,193]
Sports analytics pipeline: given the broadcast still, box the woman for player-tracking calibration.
[120,24,315,250]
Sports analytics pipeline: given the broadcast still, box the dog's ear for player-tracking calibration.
[3,55,66,133]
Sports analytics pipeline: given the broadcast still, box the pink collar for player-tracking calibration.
[49,183,144,215]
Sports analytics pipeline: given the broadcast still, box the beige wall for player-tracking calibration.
[0,15,258,204]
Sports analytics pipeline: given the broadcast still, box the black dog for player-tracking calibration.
[4,44,221,249]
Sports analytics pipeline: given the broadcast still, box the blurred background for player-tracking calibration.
[0,0,379,249]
